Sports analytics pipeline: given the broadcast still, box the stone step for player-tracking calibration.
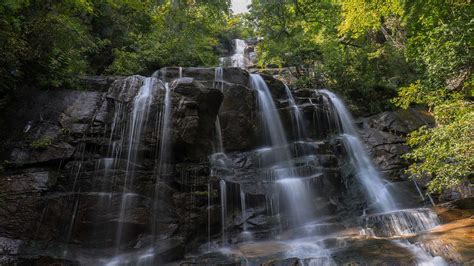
[249,141,332,168]
[359,208,440,238]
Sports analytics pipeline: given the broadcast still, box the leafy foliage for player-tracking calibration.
[248,0,411,115]
[404,100,473,192]
[108,2,231,74]
[0,0,234,107]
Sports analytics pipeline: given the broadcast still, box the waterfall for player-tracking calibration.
[115,77,156,248]
[231,39,247,68]
[125,77,156,183]
[213,67,225,153]
[155,82,173,177]
[152,81,173,238]
[250,73,315,227]
[250,74,290,162]
[214,67,224,90]
[220,180,227,245]
[320,89,397,212]
[319,89,442,263]
[284,85,307,140]
[240,188,247,231]
[361,208,440,237]
[277,178,314,225]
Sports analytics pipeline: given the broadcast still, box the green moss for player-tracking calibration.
[192,191,209,197]
[61,127,71,135]
[30,137,52,149]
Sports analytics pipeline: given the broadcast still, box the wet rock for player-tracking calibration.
[436,197,474,223]
[0,170,54,196]
[181,251,242,266]
[409,217,474,264]
[59,91,102,127]
[259,73,287,102]
[0,237,22,255]
[10,141,75,166]
[367,108,435,135]
[220,83,258,150]
[15,256,80,266]
[331,238,418,265]
[174,163,210,190]
[0,194,51,240]
[360,208,440,237]
[173,78,223,161]
[80,75,123,91]
[156,67,250,86]
[261,257,299,266]
[359,108,434,181]
[107,75,147,103]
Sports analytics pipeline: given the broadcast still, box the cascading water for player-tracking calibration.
[214,67,224,90]
[155,82,173,178]
[250,74,315,228]
[152,81,173,238]
[213,67,225,153]
[219,39,250,68]
[94,75,175,265]
[320,89,396,212]
[220,179,227,245]
[211,67,230,247]
[231,39,248,68]
[284,85,307,140]
[250,74,290,161]
[115,77,156,248]
[319,89,445,264]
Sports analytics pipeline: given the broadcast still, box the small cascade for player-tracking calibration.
[155,82,173,178]
[240,188,253,240]
[231,39,248,68]
[340,134,397,212]
[284,85,307,140]
[219,39,250,68]
[393,240,448,265]
[214,67,224,153]
[361,208,440,237]
[152,81,173,238]
[319,89,442,263]
[214,67,224,91]
[320,89,396,212]
[212,67,225,154]
[277,178,314,225]
[115,77,156,248]
[240,188,247,231]
[214,119,224,153]
[250,74,291,162]
[220,179,227,246]
[125,77,156,183]
[250,74,316,228]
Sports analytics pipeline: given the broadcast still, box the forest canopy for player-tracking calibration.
[1,0,472,194]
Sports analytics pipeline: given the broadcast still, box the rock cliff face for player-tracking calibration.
[0,67,471,265]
